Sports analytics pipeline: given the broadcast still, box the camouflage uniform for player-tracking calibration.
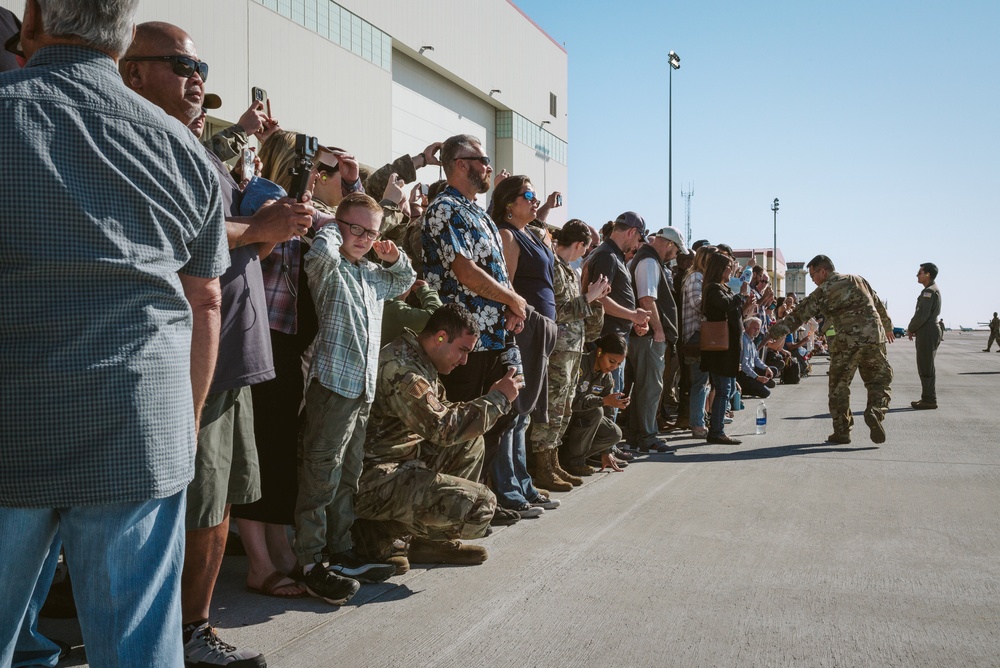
[769,272,893,438]
[529,252,604,453]
[353,330,508,554]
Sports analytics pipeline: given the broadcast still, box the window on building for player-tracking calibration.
[549,92,557,118]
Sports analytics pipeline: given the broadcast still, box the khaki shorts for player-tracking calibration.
[186,386,261,530]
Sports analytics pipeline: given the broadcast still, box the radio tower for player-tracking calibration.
[681,183,694,243]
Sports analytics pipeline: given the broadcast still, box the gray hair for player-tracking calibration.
[743,316,762,329]
[37,0,139,57]
[440,134,482,176]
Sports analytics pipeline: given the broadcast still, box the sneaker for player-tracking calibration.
[327,549,396,583]
[490,506,521,526]
[529,494,561,510]
[511,502,544,518]
[408,537,488,565]
[301,563,360,605]
[612,445,635,461]
[706,434,742,445]
[909,400,937,410]
[183,622,266,668]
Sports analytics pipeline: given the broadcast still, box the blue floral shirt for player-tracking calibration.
[422,186,510,351]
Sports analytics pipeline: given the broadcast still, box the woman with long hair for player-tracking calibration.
[700,252,753,445]
[681,244,717,438]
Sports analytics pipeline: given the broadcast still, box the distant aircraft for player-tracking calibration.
[960,326,976,332]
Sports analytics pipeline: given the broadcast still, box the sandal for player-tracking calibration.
[246,570,307,598]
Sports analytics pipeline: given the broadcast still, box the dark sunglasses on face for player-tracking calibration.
[336,219,379,241]
[519,191,538,202]
[455,155,491,166]
[122,55,209,82]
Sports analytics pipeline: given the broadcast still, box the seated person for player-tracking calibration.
[738,317,777,398]
[560,333,631,476]
[353,304,520,567]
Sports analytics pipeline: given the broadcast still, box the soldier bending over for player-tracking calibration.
[353,304,521,567]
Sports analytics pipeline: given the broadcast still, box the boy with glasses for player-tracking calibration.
[296,192,416,601]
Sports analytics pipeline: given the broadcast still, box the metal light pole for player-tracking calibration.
[668,50,681,227]
[771,197,780,286]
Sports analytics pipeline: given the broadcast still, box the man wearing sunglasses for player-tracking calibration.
[0,2,230,667]
[123,21,316,668]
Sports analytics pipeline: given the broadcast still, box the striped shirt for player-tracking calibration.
[0,46,229,507]
[304,223,415,400]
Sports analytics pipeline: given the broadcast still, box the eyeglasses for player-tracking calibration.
[455,155,491,166]
[4,33,23,59]
[336,219,379,241]
[519,191,538,202]
[121,55,209,82]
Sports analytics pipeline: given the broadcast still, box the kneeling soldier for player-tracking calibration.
[354,304,521,569]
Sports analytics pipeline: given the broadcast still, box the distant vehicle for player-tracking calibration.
[892,327,905,338]
[960,326,975,332]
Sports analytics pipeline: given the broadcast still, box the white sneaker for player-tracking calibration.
[530,495,561,510]
[513,503,544,518]
[184,622,266,668]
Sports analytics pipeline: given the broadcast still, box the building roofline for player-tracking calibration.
[507,0,567,54]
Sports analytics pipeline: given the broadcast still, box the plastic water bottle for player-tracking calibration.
[755,403,767,434]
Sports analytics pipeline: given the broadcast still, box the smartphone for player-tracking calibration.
[239,148,254,183]
[251,86,267,105]
[555,194,563,207]
[420,183,429,196]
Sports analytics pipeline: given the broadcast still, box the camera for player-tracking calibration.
[288,134,318,202]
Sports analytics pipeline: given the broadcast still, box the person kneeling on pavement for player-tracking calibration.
[738,317,778,398]
[560,333,631,475]
[352,304,522,568]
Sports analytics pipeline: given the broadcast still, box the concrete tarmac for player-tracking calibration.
[46,332,1000,667]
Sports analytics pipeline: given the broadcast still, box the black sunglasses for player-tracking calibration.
[4,32,23,59]
[455,155,491,166]
[122,55,209,82]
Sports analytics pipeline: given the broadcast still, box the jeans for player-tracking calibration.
[709,374,736,438]
[489,413,539,508]
[12,535,62,668]
[0,492,186,668]
[609,362,625,421]
[688,361,710,429]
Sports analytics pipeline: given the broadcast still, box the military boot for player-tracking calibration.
[408,537,488,565]
[550,450,582,486]
[531,451,572,492]
[564,462,595,477]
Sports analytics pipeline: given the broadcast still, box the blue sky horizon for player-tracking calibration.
[517,0,999,329]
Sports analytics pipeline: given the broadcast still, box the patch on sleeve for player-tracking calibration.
[405,374,444,412]
[578,381,590,394]
[922,292,933,298]
[591,384,604,394]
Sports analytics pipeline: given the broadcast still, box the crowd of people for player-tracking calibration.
[0,3,909,668]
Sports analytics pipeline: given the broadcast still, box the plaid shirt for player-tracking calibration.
[682,271,704,344]
[0,46,229,507]
[304,223,415,400]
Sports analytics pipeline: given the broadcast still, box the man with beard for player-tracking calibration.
[421,134,528,526]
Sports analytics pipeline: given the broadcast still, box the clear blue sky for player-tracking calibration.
[517,0,999,329]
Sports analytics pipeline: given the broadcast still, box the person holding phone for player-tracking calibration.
[562,334,631,475]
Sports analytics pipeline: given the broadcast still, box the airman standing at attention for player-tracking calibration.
[906,263,942,410]
[767,255,894,445]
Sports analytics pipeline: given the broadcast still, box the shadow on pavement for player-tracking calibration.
[634,442,879,463]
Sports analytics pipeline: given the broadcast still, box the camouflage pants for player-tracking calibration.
[353,436,496,551]
[828,343,893,436]
[529,349,582,453]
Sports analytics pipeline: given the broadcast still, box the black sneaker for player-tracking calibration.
[302,564,360,605]
[327,549,396,583]
[183,622,266,668]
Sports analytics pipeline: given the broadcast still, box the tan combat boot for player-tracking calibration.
[532,451,572,492]
[550,450,582,486]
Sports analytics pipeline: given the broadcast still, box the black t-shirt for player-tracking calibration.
[584,239,634,336]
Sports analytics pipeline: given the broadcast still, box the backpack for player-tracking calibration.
[781,362,801,385]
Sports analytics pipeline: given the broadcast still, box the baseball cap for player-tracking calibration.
[203,93,222,110]
[614,211,647,239]
[650,226,688,254]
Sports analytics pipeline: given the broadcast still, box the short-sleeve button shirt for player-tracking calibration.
[422,186,510,351]
[0,46,229,507]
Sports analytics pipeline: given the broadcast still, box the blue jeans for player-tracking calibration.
[709,374,736,438]
[688,361,710,429]
[12,534,62,668]
[490,413,539,508]
[0,492,186,668]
